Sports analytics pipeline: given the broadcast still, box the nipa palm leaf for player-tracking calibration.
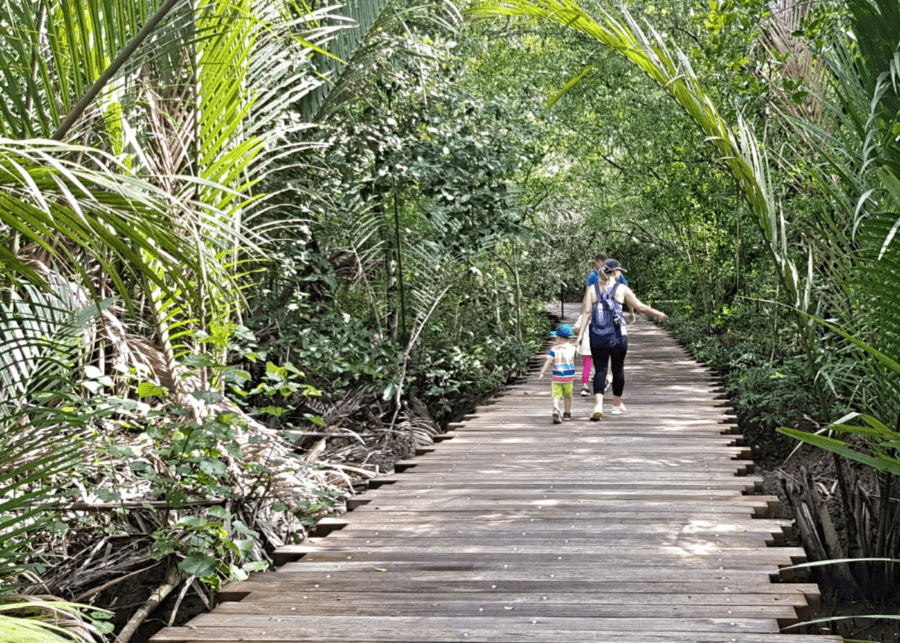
[0,291,103,591]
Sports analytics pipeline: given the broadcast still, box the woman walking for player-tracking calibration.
[576,259,668,420]
[574,253,607,396]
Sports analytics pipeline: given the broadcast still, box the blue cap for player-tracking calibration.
[603,259,627,273]
[556,324,573,338]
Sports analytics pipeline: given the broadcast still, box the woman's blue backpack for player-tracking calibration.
[589,281,624,347]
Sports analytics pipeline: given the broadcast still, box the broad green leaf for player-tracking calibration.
[178,552,218,578]
[138,382,167,398]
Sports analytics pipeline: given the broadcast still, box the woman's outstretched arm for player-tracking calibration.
[621,287,668,322]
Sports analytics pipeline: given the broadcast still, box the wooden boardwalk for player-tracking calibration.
[152,307,840,643]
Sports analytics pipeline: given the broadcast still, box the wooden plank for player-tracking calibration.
[316,515,793,528]
[389,465,756,475]
[274,554,803,570]
[152,630,842,643]
[343,501,771,514]
[349,492,762,505]
[222,590,814,607]
[286,547,802,561]
[390,457,754,467]
[389,453,754,463]
[345,494,777,506]
[261,560,801,575]
[379,471,753,480]
[151,617,845,642]
[216,579,821,597]
[368,475,766,487]
[405,441,746,447]
[365,484,763,495]
[314,529,790,544]
[274,557,805,575]
[389,459,752,469]
[437,421,740,429]
[169,614,786,634]
[310,523,794,544]
[418,433,744,441]
[317,511,771,523]
[209,599,801,621]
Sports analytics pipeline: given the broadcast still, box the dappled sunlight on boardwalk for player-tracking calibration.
[151,304,840,643]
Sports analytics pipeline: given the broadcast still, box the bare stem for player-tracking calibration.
[116,562,183,643]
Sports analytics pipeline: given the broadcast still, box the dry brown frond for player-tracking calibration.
[756,0,830,129]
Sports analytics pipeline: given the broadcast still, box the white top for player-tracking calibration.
[574,313,591,354]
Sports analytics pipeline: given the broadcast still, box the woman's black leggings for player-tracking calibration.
[590,338,628,396]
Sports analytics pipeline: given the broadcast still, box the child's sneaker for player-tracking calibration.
[552,410,562,424]
[580,387,590,397]
[611,400,627,415]
[563,411,572,421]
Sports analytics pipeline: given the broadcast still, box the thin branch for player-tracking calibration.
[388,284,454,433]
[116,562,183,643]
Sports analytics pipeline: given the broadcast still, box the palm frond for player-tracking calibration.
[0,292,101,591]
[778,0,900,421]
[0,614,76,643]
[0,138,213,302]
[756,0,830,127]
[0,282,100,403]
[0,0,178,140]
[298,0,395,121]
[0,597,110,643]
[302,0,462,122]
